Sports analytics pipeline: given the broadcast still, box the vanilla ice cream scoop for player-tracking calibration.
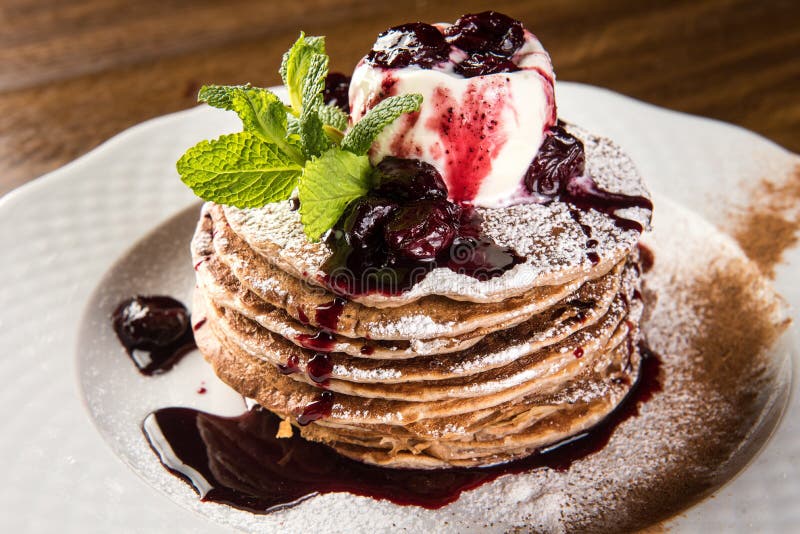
[350,20,556,208]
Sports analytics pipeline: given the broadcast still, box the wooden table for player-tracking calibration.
[1,0,798,195]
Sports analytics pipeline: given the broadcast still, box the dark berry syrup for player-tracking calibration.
[525,124,653,233]
[112,296,196,375]
[142,346,660,513]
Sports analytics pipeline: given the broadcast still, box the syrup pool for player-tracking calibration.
[142,349,661,513]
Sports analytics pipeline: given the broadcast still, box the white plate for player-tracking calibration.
[1,83,798,533]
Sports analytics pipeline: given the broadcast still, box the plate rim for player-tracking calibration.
[2,81,799,532]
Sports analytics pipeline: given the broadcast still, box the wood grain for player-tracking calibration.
[1,0,797,195]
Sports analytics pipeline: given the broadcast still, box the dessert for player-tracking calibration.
[174,12,653,470]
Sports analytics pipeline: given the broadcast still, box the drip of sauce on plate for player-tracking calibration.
[142,347,660,513]
[111,296,196,375]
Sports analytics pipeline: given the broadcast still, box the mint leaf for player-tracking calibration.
[298,149,372,239]
[287,115,302,137]
[317,104,348,131]
[280,33,326,112]
[301,53,329,112]
[198,85,303,164]
[230,87,304,163]
[198,84,251,109]
[341,94,422,155]
[300,110,331,158]
[177,132,302,208]
[297,53,332,157]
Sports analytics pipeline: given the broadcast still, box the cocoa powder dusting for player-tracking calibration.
[554,202,791,532]
[732,165,800,278]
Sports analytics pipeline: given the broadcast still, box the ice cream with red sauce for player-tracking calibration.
[349,12,556,208]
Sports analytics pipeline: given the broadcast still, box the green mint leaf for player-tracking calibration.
[287,115,302,137]
[198,84,303,164]
[279,33,326,112]
[317,104,348,131]
[341,94,422,155]
[177,132,302,208]
[298,149,372,240]
[301,53,329,112]
[230,87,304,163]
[296,53,332,157]
[197,83,251,109]
[300,109,331,158]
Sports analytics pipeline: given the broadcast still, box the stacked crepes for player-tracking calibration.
[191,127,652,469]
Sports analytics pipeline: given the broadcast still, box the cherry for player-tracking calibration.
[335,197,397,247]
[384,200,460,261]
[524,126,586,196]
[373,157,447,201]
[454,52,520,77]
[323,72,351,112]
[367,23,450,69]
[445,11,524,56]
[113,296,189,349]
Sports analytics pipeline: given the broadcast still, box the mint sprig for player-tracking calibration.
[199,85,303,164]
[341,94,422,155]
[317,104,348,131]
[280,33,326,113]
[299,149,373,239]
[177,133,301,207]
[177,33,422,240]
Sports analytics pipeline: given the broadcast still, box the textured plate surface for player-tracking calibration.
[0,82,798,532]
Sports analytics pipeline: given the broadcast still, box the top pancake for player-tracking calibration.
[222,124,651,307]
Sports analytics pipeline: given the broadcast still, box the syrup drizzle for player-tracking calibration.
[563,175,653,234]
[306,353,333,387]
[296,390,335,425]
[142,347,660,513]
[284,300,345,387]
[295,330,336,351]
[568,208,601,265]
[638,243,655,273]
[278,354,301,375]
[315,298,346,331]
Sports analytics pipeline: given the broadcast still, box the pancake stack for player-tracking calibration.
[190,126,652,469]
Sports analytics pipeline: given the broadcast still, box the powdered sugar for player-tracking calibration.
[360,313,455,339]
